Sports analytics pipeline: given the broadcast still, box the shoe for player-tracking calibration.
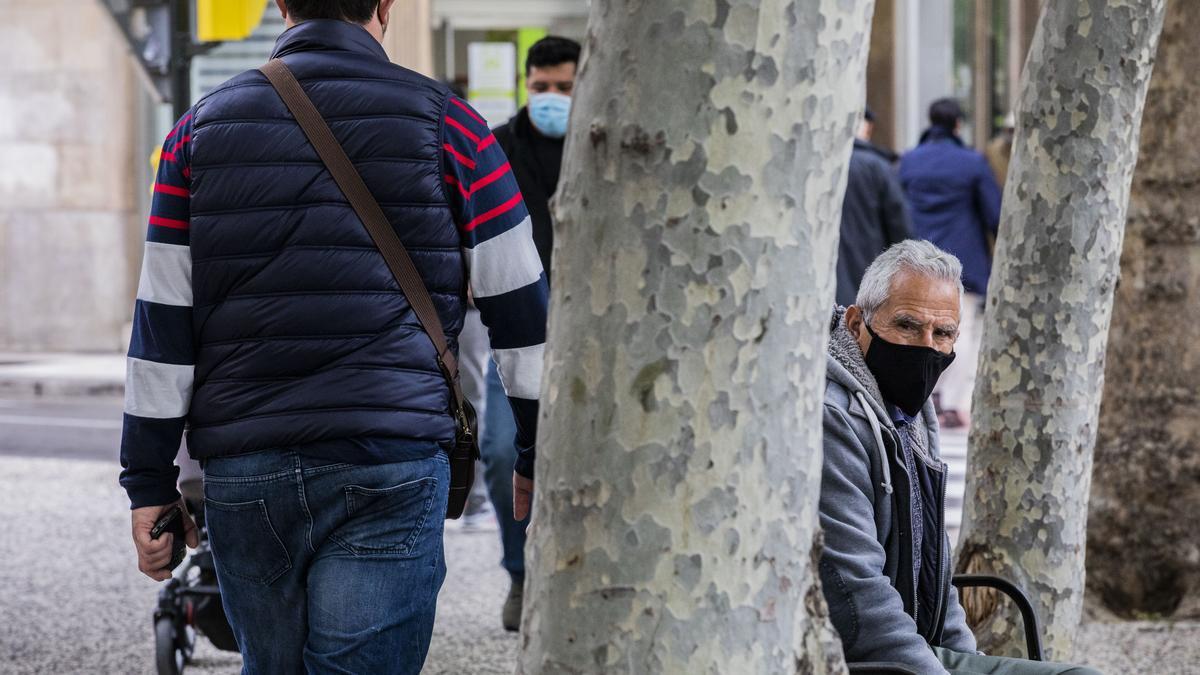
[458,491,496,532]
[459,505,497,532]
[502,579,523,632]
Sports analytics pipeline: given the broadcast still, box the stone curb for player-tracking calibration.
[0,354,125,400]
[0,377,124,400]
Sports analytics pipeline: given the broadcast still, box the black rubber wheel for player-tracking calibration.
[155,616,183,675]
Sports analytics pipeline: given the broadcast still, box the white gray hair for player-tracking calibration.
[855,240,964,321]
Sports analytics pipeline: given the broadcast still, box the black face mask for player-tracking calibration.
[863,322,956,417]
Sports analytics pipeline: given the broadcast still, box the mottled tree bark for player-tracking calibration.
[518,1,874,673]
[955,0,1166,660]
[1088,0,1200,621]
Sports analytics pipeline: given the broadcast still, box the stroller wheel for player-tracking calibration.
[155,615,193,675]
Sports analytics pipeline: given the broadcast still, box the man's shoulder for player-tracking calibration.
[493,118,516,146]
[854,140,898,165]
[195,69,267,107]
[943,143,989,166]
[851,148,895,183]
[491,110,526,148]
[823,365,859,423]
[194,58,450,117]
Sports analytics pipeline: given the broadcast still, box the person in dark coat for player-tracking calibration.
[837,108,913,306]
[855,106,900,164]
[898,99,1002,427]
[493,36,581,276]
[899,98,1001,298]
[480,35,581,632]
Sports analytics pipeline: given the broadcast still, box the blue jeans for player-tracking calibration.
[202,449,449,674]
[481,362,527,579]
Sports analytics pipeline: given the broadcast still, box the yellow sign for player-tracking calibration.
[197,0,266,42]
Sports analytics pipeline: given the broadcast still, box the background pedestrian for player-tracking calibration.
[898,98,1002,427]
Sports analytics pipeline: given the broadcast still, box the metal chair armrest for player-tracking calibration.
[951,573,1044,661]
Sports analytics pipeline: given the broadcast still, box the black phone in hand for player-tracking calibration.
[150,505,187,572]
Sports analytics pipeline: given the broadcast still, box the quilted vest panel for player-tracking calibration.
[184,31,462,458]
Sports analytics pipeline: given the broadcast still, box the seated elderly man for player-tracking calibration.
[820,240,1099,675]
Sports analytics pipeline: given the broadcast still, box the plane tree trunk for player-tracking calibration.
[955,0,1166,660]
[517,0,875,672]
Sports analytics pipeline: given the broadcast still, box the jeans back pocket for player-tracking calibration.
[204,498,292,585]
[332,476,438,557]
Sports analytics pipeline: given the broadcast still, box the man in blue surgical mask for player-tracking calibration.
[484,34,580,632]
[494,35,579,278]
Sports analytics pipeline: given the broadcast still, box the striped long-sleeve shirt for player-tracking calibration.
[119,97,548,508]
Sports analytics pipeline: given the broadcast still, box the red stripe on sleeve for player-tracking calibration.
[444,175,469,199]
[450,97,486,126]
[443,143,477,170]
[477,134,497,152]
[171,134,192,153]
[446,162,512,199]
[149,216,189,230]
[445,116,480,144]
[160,151,177,163]
[182,167,191,179]
[154,183,189,198]
[463,192,522,232]
[463,162,511,198]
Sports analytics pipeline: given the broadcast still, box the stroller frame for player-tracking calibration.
[153,480,238,675]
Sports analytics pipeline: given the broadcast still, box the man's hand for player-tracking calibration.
[131,500,199,582]
[513,472,534,521]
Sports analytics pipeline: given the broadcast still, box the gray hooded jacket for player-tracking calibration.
[820,307,976,672]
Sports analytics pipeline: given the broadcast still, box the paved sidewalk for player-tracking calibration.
[0,353,124,399]
[0,454,519,674]
[2,453,1197,674]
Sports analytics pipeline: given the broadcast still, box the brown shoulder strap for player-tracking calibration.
[258,58,463,408]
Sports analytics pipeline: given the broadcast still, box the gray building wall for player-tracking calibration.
[0,0,146,352]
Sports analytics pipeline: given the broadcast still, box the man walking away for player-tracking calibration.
[118,2,548,672]
[899,98,1001,428]
[836,108,912,306]
[478,34,581,632]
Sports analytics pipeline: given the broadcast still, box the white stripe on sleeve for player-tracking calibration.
[466,216,544,299]
[124,357,194,419]
[136,242,192,307]
[493,343,544,400]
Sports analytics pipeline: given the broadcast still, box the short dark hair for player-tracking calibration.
[284,1,379,23]
[526,36,582,76]
[929,98,965,130]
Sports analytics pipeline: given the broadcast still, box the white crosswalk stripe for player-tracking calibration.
[939,427,969,548]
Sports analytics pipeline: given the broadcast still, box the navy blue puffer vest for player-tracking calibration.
[185,21,462,460]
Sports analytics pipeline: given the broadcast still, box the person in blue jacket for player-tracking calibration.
[899,98,1001,428]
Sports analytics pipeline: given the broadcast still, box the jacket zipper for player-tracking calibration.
[895,430,920,628]
[930,460,949,636]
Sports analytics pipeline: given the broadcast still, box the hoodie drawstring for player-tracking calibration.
[856,391,894,495]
